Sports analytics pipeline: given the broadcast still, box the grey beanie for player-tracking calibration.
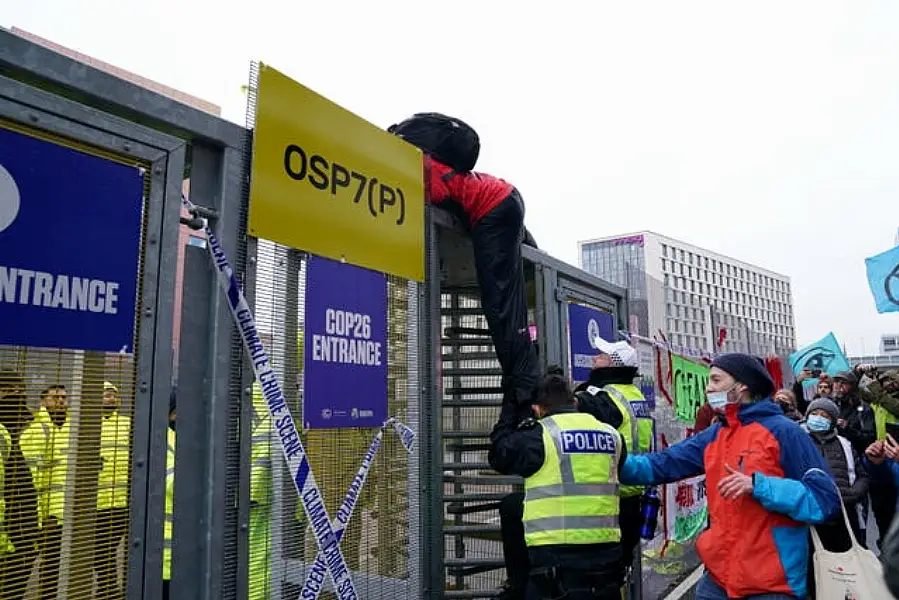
[806,398,839,422]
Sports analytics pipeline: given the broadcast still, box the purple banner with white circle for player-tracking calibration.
[567,302,615,383]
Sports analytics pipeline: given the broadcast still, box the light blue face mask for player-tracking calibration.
[707,385,735,411]
[806,414,832,433]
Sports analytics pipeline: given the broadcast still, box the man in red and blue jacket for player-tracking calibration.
[621,353,839,599]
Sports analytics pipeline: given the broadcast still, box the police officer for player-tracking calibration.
[573,338,653,585]
[490,368,626,599]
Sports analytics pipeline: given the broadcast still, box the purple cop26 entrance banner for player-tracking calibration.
[567,302,615,383]
[303,255,388,429]
[0,126,144,352]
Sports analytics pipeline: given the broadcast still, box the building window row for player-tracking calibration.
[660,243,790,295]
[661,259,790,305]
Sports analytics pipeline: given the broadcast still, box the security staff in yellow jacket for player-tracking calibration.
[96,381,130,600]
[490,368,627,600]
[21,384,71,600]
[574,339,653,582]
[248,384,272,600]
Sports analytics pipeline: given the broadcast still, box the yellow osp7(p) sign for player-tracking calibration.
[248,64,424,281]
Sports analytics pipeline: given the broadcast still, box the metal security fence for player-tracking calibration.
[2,29,641,600]
[427,212,629,598]
[245,240,422,599]
[1,28,247,600]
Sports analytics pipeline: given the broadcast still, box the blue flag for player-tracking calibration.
[865,245,899,314]
[789,332,851,377]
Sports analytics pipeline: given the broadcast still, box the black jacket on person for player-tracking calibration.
[808,429,868,508]
[835,392,876,457]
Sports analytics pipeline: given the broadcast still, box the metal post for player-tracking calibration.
[172,143,246,600]
[420,208,444,599]
[235,236,257,600]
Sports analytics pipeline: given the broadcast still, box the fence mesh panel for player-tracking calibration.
[246,239,420,599]
[0,151,146,598]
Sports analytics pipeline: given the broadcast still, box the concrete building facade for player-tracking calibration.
[579,231,797,354]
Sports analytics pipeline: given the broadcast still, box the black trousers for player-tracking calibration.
[95,507,129,599]
[528,544,623,600]
[871,480,898,547]
[501,492,630,598]
[0,545,35,600]
[37,518,62,600]
[471,190,540,406]
[500,492,530,593]
[618,495,642,576]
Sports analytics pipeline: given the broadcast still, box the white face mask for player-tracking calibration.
[707,384,737,411]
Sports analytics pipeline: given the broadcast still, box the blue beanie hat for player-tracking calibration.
[710,353,775,398]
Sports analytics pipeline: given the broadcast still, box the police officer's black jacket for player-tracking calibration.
[488,403,628,479]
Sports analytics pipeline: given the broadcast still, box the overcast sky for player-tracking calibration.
[6,1,899,355]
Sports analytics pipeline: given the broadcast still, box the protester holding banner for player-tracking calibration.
[489,369,627,599]
[792,370,833,414]
[617,353,839,599]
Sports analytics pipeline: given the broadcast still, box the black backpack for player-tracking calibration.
[388,113,480,173]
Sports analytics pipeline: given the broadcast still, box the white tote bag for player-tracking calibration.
[811,498,894,599]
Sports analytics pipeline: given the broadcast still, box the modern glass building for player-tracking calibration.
[579,231,796,354]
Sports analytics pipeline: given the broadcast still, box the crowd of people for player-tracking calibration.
[0,372,131,599]
[487,345,899,599]
[392,113,899,598]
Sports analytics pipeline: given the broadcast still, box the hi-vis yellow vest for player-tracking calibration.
[163,427,175,581]
[98,410,131,510]
[586,383,653,498]
[21,408,71,523]
[523,412,621,547]
[0,424,11,554]
[874,404,899,440]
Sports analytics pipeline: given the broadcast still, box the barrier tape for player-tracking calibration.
[181,196,415,600]
[299,417,414,599]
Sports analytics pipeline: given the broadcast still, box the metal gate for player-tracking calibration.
[424,211,628,598]
[2,29,632,599]
[1,30,249,600]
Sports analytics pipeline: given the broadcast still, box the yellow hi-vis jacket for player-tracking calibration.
[0,424,11,553]
[163,427,175,581]
[21,408,71,524]
[98,410,131,510]
[586,383,653,498]
[523,412,621,547]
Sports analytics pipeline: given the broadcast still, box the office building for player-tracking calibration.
[578,231,797,354]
